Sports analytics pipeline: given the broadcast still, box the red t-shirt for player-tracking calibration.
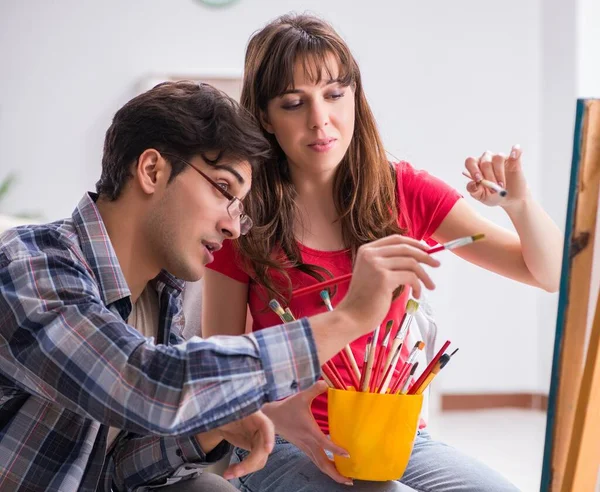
[207,162,461,433]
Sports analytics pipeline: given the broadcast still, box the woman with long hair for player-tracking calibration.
[203,13,561,491]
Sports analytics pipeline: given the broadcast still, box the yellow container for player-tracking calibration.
[328,388,423,481]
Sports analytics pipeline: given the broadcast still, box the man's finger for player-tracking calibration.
[254,412,275,454]
[304,380,329,400]
[223,446,269,480]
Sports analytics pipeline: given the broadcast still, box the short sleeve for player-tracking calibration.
[395,161,461,245]
[206,240,250,283]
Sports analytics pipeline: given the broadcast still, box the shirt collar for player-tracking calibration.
[71,193,184,307]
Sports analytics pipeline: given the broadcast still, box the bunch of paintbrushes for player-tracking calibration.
[353,298,423,395]
[269,294,459,395]
[268,234,483,395]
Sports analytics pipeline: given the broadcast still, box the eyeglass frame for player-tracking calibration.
[161,152,253,235]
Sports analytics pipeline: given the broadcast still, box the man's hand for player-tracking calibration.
[263,381,354,486]
[338,235,440,330]
[196,410,275,480]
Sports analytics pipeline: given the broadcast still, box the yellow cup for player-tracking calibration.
[328,388,423,481]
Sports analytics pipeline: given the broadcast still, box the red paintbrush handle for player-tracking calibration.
[292,273,352,298]
[426,245,445,254]
[339,350,359,390]
[408,340,451,394]
[322,363,345,390]
[327,362,346,389]
[371,345,387,392]
[390,362,411,394]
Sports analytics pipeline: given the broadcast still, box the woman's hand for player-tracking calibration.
[464,145,531,208]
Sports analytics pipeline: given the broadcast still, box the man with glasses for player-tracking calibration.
[0,81,438,491]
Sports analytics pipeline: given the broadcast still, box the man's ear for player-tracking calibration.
[259,110,274,134]
[136,149,169,195]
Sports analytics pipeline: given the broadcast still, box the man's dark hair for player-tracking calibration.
[96,80,271,200]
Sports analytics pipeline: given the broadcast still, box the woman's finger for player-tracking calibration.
[464,156,481,182]
[491,153,506,188]
[375,244,441,268]
[362,234,429,251]
[319,436,350,458]
[378,258,437,289]
[478,151,496,184]
[314,452,353,485]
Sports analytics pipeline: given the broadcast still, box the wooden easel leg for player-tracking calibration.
[560,288,600,492]
[545,100,600,492]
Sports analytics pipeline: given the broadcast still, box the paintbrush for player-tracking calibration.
[462,171,508,197]
[361,330,379,392]
[372,320,394,391]
[320,290,362,383]
[381,299,419,379]
[426,234,485,254]
[391,341,425,394]
[358,337,372,391]
[378,344,403,394]
[268,299,295,323]
[398,362,419,394]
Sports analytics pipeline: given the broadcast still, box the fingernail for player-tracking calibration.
[475,173,483,181]
[345,480,354,486]
[499,181,505,188]
[342,453,351,458]
[483,152,491,161]
[510,145,520,159]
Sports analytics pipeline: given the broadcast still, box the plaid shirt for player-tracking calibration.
[0,193,320,491]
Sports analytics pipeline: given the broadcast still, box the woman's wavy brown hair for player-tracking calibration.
[238,13,405,304]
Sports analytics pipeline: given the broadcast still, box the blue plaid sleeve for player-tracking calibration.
[0,247,321,438]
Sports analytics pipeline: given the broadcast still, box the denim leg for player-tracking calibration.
[157,472,239,491]
[229,437,414,492]
[399,430,520,492]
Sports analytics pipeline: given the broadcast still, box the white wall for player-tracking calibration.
[0,0,560,394]
[537,0,578,396]
[578,0,600,98]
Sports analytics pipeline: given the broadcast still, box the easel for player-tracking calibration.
[541,99,600,492]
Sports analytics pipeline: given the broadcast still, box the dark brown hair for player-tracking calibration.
[97,80,270,200]
[238,13,405,303]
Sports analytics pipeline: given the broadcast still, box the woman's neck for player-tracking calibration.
[289,164,345,251]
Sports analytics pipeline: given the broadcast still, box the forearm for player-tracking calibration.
[503,195,562,292]
[308,309,361,364]
[7,301,320,437]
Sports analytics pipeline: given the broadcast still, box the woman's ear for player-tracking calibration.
[259,111,274,134]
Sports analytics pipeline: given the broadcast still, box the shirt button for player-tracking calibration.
[290,380,298,390]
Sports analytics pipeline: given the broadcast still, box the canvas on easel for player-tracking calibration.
[541,99,600,492]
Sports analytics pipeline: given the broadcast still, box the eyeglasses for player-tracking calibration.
[162,153,253,235]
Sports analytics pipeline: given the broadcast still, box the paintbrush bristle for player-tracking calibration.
[385,319,394,331]
[472,233,485,242]
[416,341,425,350]
[405,299,419,314]
[319,290,330,302]
[269,299,285,315]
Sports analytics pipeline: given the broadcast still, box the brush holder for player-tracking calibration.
[328,388,423,481]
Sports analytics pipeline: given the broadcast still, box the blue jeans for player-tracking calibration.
[229,431,520,491]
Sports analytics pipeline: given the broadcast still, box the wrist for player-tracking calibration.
[310,308,361,363]
[500,191,533,214]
